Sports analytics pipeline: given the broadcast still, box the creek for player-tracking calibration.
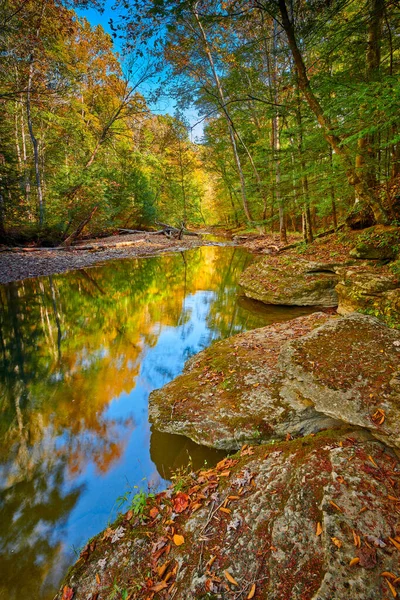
[0,245,315,599]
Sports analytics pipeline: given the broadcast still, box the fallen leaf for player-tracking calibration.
[247,583,256,599]
[349,557,360,567]
[219,507,231,514]
[173,534,185,546]
[329,501,343,513]
[191,502,202,513]
[381,572,397,579]
[149,507,159,519]
[353,530,361,548]
[368,455,379,468]
[173,493,189,513]
[95,573,101,585]
[220,470,231,477]
[206,555,216,569]
[62,587,74,600]
[158,561,170,578]
[331,537,342,548]
[316,522,323,536]
[224,570,239,586]
[385,578,397,598]
[150,581,168,592]
[389,537,400,551]
[125,509,134,521]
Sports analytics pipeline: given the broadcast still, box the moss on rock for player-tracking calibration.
[56,430,400,600]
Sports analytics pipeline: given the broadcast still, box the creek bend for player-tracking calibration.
[0,245,315,599]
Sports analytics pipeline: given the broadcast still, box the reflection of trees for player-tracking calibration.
[0,447,82,600]
[0,245,263,598]
[150,429,226,480]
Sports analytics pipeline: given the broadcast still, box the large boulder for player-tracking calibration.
[239,256,339,307]
[336,265,400,325]
[149,313,342,450]
[279,313,400,449]
[57,431,400,600]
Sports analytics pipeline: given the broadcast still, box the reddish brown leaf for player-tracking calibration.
[62,586,74,600]
[172,493,189,514]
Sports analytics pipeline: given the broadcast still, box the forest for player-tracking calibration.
[0,0,399,245]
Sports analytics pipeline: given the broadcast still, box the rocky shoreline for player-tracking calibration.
[56,225,400,599]
[0,233,210,284]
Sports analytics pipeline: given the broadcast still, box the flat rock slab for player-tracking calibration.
[279,313,400,449]
[239,256,340,307]
[57,431,400,600]
[149,313,343,450]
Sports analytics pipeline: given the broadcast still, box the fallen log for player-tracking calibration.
[62,205,98,247]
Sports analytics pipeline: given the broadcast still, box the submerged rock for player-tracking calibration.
[336,265,400,325]
[279,313,400,449]
[57,431,400,600]
[239,256,339,307]
[149,313,342,450]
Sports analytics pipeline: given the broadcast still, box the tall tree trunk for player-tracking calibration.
[193,6,253,222]
[271,20,287,243]
[276,0,388,224]
[26,56,44,225]
[355,0,385,194]
[329,147,338,228]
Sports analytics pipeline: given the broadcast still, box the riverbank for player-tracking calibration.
[55,224,400,599]
[0,233,210,284]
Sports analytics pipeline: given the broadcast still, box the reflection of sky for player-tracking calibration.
[0,247,315,599]
[58,290,217,559]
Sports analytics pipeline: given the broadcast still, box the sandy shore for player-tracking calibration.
[0,233,219,284]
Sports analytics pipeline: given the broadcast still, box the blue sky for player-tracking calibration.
[76,1,204,140]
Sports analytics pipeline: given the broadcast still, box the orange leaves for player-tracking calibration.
[149,507,159,519]
[247,583,256,598]
[349,557,360,567]
[224,570,239,586]
[353,530,361,548]
[385,578,398,598]
[331,537,342,549]
[173,534,185,546]
[62,587,74,600]
[172,492,189,514]
[329,500,343,513]
[241,445,254,457]
[389,537,400,551]
[149,581,168,592]
[316,522,323,536]
[371,408,385,425]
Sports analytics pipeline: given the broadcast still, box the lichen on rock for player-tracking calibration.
[56,431,400,600]
[239,256,340,307]
[149,313,343,450]
[279,312,400,449]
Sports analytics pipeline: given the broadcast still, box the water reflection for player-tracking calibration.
[0,246,314,599]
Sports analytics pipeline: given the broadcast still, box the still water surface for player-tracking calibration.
[0,246,314,599]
